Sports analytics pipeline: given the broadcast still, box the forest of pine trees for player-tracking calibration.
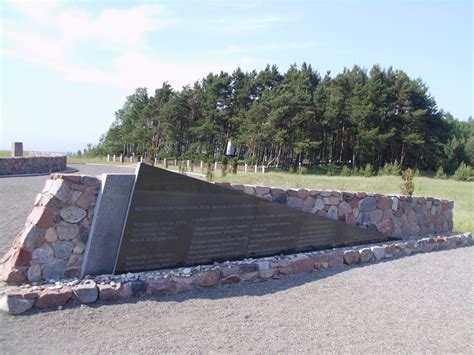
[85,63,473,174]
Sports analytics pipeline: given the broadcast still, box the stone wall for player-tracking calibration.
[1,232,472,314]
[227,184,454,238]
[0,174,100,284]
[0,174,454,286]
[0,156,67,175]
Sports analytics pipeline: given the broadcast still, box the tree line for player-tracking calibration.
[84,63,474,174]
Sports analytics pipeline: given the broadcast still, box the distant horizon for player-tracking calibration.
[1,0,472,152]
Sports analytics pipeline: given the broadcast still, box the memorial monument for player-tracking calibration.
[82,163,394,276]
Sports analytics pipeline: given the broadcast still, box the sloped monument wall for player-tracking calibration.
[0,172,455,285]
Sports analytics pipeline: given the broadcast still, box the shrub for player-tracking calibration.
[378,163,390,176]
[400,168,415,196]
[206,159,214,181]
[453,162,473,181]
[340,165,352,176]
[178,160,187,175]
[364,163,374,177]
[390,160,401,175]
[379,160,402,176]
[221,156,228,177]
[231,157,238,174]
[435,166,447,179]
[326,164,335,176]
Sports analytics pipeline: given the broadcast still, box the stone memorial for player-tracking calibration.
[11,142,23,157]
[80,174,135,277]
[113,164,394,274]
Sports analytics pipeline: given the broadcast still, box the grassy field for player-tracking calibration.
[0,150,29,157]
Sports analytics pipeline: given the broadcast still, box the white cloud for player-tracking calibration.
[2,2,194,90]
[7,0,60,24]
[55,5,176,50]
[2,2,288,91]
[6,2,175,50]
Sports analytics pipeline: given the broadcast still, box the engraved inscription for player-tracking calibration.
[114,164,393,273]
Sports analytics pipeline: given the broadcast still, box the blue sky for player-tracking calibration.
[1,0,472,152]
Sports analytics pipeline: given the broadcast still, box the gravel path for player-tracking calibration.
[0,248,472,353]
[0,164,135,255]
[0,164,472,353]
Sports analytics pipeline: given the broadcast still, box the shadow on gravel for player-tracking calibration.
[21,245,473,315]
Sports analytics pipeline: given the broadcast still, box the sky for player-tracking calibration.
[1,0,472,153]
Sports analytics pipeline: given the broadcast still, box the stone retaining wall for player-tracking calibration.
[227,184,454,238]
[0,156,67,175]
[0,174,100,284]
[0,174,455,286]
[0,232,472,314]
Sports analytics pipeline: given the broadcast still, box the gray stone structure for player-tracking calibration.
[11,142,23,157]
[80,174,135,277]
[0,156,67,175]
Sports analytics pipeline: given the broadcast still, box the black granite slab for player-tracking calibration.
[113,164,395,274]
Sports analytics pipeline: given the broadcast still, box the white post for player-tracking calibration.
[174,159,177,166]
[254,165,258,173]
[140,156,143,163]
[262,165,265,174]
[154,158,157,165]
[107,154,110,162]
[120,154,123,163]
[200,161,203,170]
[130,156,133,163]
[164,158,167,167]
[187,160,190,169]
[214,162,217,170]
[113,155,116,162]
[244,163,248,173]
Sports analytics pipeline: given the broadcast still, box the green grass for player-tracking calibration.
[0,150,29,157]
[210,171,473,234]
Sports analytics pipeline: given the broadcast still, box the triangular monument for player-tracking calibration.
[112,164,393,274]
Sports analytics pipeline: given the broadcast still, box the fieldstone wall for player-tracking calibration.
[0,174,100,284]
[0,232,471,314]
[0,156,67,175]
[227,184,454,238]
[0,174,454,287]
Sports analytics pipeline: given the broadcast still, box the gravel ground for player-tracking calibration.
[0,164,473,353]
[0,248,472,353]
[0,164,135,255]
